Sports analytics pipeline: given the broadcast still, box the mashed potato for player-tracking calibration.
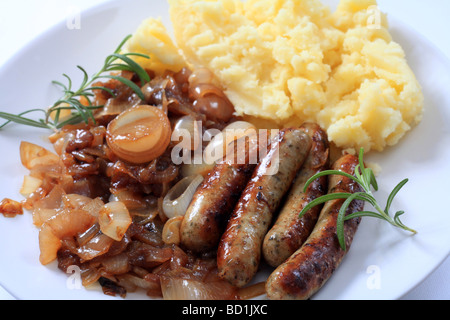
[129,0,424,153]
[124,18,186,74]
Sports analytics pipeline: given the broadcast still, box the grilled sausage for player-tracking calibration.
[217,128,312,287]
[263,123,330,267]
[180,161,256,253]
[265,154,364,300]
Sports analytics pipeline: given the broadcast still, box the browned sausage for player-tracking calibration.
[179,129,271,253]
[180,161,256,253]
[263,123,330,267]
[265,154,364,300]
[217,128,312,287]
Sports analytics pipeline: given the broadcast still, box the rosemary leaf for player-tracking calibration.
[336,192,366,250]
[384,179,408,215]
[303,170,361,193]
[0,111,50,129]
[108,53,150,85]
[99,75,146,100]
[299,148,416,250]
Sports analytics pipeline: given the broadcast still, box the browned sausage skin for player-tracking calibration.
[180,161,256,253]
[179,130,270,253]
[265,154,363,300]
[263,123,330,267]
[217,128,312,287]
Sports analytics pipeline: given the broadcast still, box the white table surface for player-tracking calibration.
[0,0,448,300]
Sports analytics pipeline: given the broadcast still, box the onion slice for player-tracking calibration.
[203,121,257,164]
[98,201,132,241]
[172,115,202,151]
[162,216,184,245]
[20,141,59,170]
[106,105,171,164]
[160,277,238,300]
[162,175,203,219]
[20,175,43,198]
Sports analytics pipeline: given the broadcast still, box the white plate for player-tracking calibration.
[0,0,449,300]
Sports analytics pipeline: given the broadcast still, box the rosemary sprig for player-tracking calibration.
[0,34,150,131]
[299,148,417,250]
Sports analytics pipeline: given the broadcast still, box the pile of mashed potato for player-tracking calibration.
[125,0,424,153]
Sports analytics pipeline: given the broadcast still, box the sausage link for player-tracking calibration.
[180,161,255,253]
[265,154,363,300]
[217,128,312,287]
[263,123,330,267]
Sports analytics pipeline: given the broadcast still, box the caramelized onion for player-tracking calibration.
[20,141,59,170]
[62,194,93,210]
[204,121,257,164]
[33,208,58,227]
[38,208,96,265]
[109,189,148,210]
[106,105,172,164]
[180,162,215,178]
[20,175,43,197]
[237,282,267,300]
[46,209,96,239]
[98,201,132,241]
[77,233,115,261]
[188,68,216,87]
[0,198,23,218]
[101,253,130,275]
[162,216,184,245]
[188,73,235,122]
[192,95,234,123]
[162,175,203,219]
[39,224,62,265]
[99,92,141,118]
[172,115,202,151]
[160,277,238,300]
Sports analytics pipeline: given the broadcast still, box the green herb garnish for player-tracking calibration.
[0,35,149,131]
[299,148,417,250]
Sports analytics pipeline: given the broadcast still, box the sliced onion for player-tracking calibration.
[62,193,93,210]
[34,184,65,210]
[192,95,235,123]
[187,68,235,123]
[162,216,184,245]
[76,223,100,247]
[77,233,115,261]
[99,92,141,118]
[98,201,132,241]
[109,189,148,210]
[100,253,130,275]
[106,105,172,164]
[80,197,104,218]
[46,209,97,239]
[160,277,238,300]
[188,68,216,87]
[203,121,257,164]
[80,267,102,287]
[117,274,158,290]
[237,281,267,300]
[180,162,215,178]
[32,208,58,227]
[127,242,173,268]
[20,141,59,170]
[20,175,43,198]
[38,223,62,265]
[162,175,203,219]
[38,208,96,265]
[172,115,202,151]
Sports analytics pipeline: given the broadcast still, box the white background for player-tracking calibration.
[0,0,448,300]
